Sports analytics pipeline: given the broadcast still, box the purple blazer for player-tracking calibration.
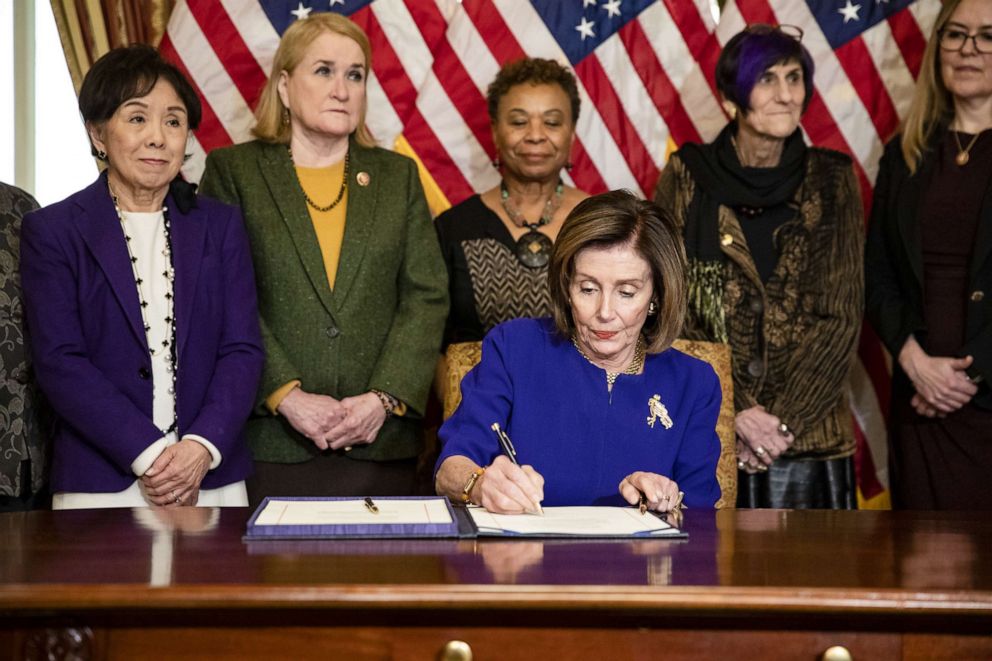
[19,173,264,493]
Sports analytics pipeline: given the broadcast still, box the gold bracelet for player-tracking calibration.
[461,467,485,503]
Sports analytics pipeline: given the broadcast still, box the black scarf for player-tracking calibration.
[678,123,807,261]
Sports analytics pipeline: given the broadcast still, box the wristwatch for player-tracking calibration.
[461,467,485,503]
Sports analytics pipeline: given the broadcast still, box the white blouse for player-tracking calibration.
[53,209,247,509]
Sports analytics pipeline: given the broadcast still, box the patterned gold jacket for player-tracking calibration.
[655,148,864,458]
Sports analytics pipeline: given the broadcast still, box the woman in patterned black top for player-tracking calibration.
[435,58,588,347]
[655,25,864,509]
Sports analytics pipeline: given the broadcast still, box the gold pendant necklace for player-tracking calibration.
[953,130,981,167]
[572,336,646,390]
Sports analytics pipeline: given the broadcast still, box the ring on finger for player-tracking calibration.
[777,422,790,437]
[737,460,746,470]
[754,446,766,457]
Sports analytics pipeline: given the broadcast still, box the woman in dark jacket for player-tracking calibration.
[866,0,992,510]
[655,25,864,509]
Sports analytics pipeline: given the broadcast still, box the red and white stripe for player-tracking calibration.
[161,0,456,184]
[415,0,725,204]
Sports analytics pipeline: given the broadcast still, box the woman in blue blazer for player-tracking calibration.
[19,46,263,509]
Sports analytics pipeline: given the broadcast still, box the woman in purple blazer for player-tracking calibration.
[19,46,264,509]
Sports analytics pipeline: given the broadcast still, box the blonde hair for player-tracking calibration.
[901,0,962,174]
[252,13,375,147]
[548,190,686,354]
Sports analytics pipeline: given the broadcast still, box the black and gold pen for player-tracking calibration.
[364,496,379,515]
[491,423,544,516]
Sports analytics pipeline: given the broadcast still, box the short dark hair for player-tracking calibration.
[79,45,201,155]
[486,58,580,124]
[548,190,686,354]
[715,24,814,114]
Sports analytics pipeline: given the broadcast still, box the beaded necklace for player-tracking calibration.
[110,184,179,435]
[290,148,350,212]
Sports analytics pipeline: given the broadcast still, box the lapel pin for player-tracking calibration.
[646,394,673,429]
[357,171,370,187]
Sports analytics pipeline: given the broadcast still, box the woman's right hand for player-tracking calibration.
[735,405,794,467]
[898,336,977,414]
[474,455,545,514]
[276,388,347,450]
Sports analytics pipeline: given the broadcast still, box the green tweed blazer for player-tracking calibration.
[199,137,448,463]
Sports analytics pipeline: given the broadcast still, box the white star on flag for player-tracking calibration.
[290,2,312,20]
[575,16,595,40]
[603,0,622,18]
[838,0,862,23]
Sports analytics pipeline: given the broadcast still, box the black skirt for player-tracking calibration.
[737,455,856,509]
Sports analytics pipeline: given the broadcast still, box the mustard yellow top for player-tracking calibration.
[264,160,406,417]
[264,160,346,414]
[297,160,348,289]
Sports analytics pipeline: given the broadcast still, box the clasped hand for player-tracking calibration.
[899,337,977,418]
[277,388,387,450]
[141,439,211,506]
[735,405,794,473]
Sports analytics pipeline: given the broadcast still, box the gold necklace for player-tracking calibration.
[572,335,646,389]
[953,130,981,167]
[289,148,350,212]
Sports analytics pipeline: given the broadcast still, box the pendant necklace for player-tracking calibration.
[500,179,562,269]
[571,335,646,392]
[953,130,981,167]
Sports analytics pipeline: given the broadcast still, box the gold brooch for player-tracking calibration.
[356,171,370,186]
[646,394,673,429]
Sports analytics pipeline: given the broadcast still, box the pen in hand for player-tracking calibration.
[491,423,544,516]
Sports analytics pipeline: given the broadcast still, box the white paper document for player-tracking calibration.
[468,506,680,537]
[254,498,454,527]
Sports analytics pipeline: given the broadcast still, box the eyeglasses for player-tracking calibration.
[744,23,804,42]
[938,28,992,54]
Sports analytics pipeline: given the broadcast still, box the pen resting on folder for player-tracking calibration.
[490,422,544,516]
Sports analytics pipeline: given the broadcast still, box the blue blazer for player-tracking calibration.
[20,173,264,493]
[437,318,722,508]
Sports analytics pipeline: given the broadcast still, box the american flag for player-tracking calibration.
[161,0,940,505]
[159,0,458,187]
[160,0,725,206]
[413,0,726,204]
[715,0,941,505]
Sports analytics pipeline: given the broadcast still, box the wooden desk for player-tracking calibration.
[1,508,990,660]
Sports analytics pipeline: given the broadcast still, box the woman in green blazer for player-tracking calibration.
[199,13,448,507]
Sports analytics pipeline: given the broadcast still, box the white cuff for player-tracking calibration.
[183,434,222,470]
[131,434,172,476]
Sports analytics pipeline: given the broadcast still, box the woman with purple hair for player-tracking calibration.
[654,25,864,509]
